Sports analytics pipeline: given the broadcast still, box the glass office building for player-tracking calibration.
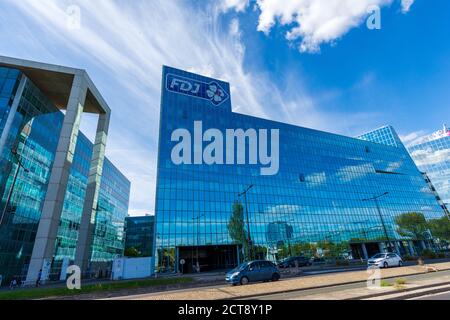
[124,215,155,257]
[154,67,448,273]
[0,66,130,283]
[406,125,450,205]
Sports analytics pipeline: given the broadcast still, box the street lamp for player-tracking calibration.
[192,213,205,272]
[0,148,29,226]
[238,184,254,261]
[362,192,394,253]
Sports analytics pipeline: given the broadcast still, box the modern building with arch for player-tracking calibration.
[0,56,130,285]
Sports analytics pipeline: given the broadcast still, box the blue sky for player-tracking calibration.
[0,0,449,215]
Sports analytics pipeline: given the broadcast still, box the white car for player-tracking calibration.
[367,253,403,268]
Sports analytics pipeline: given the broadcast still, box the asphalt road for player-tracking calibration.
[110,268,450,301]
[412,291,450,300]
[239,269,450,300]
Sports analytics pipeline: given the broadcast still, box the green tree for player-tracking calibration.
[228,201,250,261]
[316,240,350,258]
[124,247,140,257]
[395,212,428,240]
[427,216,450,242]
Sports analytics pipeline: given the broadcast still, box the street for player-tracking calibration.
[240,269,450,300]
[413,291,450,300]
[105,262,450,301]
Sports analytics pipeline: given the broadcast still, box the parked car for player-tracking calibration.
[277,256,311,268]
[225,260,281,285]
[367,253,403,268]
[310,257,327,265]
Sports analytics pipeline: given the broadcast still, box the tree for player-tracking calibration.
[427,216,450,242]
[395,212,428,240]
[124,247,140,257]
[228,201,250,261]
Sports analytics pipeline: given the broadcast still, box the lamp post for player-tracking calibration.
[238,184,254,261]
[0,148,29,226]
[362,192,394,253]
[192,213,205,272]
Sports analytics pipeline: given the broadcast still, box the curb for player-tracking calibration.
[386,285,450,300]
[345,281,450,300]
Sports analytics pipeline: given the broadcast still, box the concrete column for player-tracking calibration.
[394,241,401,254]
[74,112,110,275]
[26,73,88,283]
[378,242,386,253]
[407,241,415,256]
[0,75,27,157]
[361,243,368,260]
[420,240,427,250]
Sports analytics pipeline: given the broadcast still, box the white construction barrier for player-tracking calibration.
[111,257,154,280]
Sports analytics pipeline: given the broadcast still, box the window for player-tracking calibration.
[299,173,305,182]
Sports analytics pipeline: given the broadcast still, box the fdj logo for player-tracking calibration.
[166,74,229,106]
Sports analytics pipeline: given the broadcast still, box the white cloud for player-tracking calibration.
[220,0,250,12]
[224,0,415,53]
[255,0,394,53]
[401,0,415,13]
[399,130,428,146]
[1,0,383,216]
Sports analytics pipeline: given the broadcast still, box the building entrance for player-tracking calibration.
[177,245,240,273]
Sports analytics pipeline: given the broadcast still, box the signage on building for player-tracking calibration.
[166,73,229,106]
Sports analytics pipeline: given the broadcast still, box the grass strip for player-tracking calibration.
[0,277,194,300]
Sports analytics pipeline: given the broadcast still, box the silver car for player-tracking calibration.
[368,253,403,268]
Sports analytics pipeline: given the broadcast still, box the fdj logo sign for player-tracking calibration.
[166,74,229,106]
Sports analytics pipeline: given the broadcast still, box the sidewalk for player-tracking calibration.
[123,261,450,300]
[283,271,450,300]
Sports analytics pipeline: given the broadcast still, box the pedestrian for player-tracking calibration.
[36,269,42,287]
[9,277,18,290]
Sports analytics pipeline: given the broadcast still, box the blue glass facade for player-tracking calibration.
[124,215,155,257]
[407,126,450,205]
[154,67,448,273]
[0,67,130,283]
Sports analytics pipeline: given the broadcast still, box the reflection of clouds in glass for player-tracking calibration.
[266,204,301,215]
[335,164,372,183]
[386,161,402,172]
[305,171,327,185]
[420,186,433,194]
[411,148,450,166]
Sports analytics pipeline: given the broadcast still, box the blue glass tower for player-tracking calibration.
[155,67,448,273]
[406,125,450,205]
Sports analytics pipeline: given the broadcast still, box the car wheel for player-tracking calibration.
[398,261,403,267]
[383,262,388,268]
[240,276,249,285]
[271,273,280,282]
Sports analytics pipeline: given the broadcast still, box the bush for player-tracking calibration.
[402,255,418,261]
[395,278,407,285]
[380,280,392,287]
[420,249,437,259]
[336,260,350,266]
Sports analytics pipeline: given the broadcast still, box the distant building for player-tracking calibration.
[125,215,154,257]
[266,222,294,244]
[406,124,450,205]
[0,56,130,284]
